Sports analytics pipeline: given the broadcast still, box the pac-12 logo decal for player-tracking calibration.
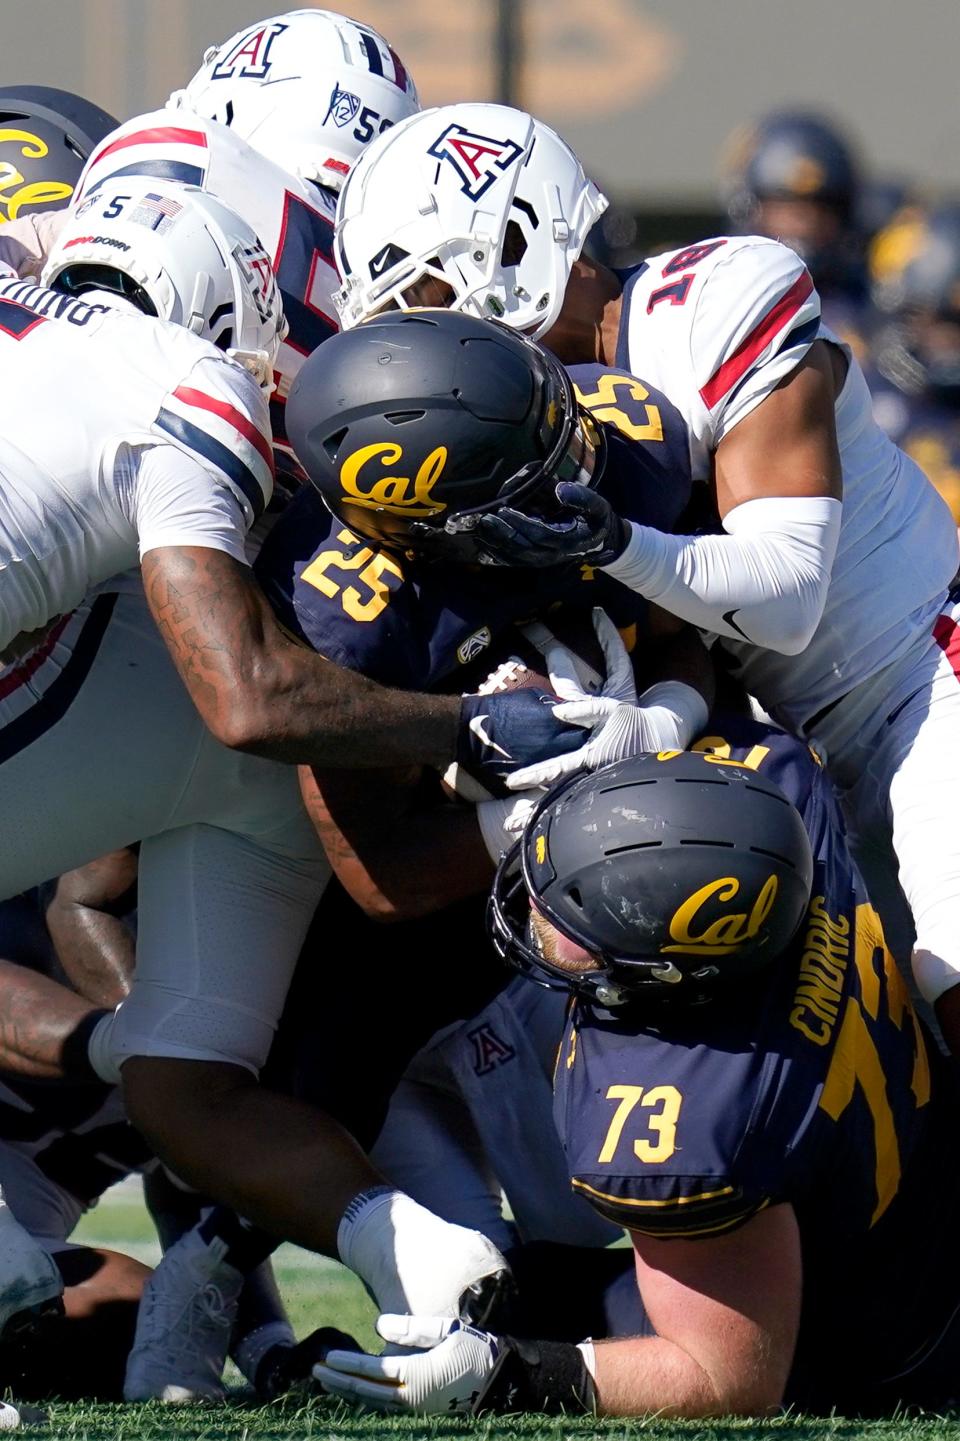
[211,21,288,81]
[325,84,362,129]
[427,123,523,202]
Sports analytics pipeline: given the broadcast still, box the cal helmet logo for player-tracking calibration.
[0,129,72,222]
[340,442,448,516]
[662,874,779,957]
[427,123,524,202]
[325,84,362,129]
[211,21,287,81]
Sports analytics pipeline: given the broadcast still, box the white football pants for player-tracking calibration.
[0,588,328,1077]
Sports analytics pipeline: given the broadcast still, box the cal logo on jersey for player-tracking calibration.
[427,123,523,201]
[211,21,287,80]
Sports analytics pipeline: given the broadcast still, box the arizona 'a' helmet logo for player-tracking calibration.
[428,123,523,201]
[211,21,288,81]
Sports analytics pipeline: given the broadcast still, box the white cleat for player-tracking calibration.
[0,1194,63,1338]
[123,1229,242,1402]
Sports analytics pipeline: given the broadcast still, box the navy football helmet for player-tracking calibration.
[871,203,960,401]
[0,87,119,221]
[724,110,858,222]
[722,110,865,295]
[285,308,603,563]
[489,749,814,1008]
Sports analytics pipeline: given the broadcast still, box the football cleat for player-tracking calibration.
[0,1193,63,1339]
[123,1229,242,1402]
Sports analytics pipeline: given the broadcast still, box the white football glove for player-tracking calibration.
[476,791,540,861]
[506,610,708,790]
[314,1314,499,1415]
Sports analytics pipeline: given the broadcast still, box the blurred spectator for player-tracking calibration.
[864,201,960,523]
[720,109,870,342]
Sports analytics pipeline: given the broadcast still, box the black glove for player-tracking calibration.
[466,482,629,568]
[458,689,584,790]
[254,1326,362,1400]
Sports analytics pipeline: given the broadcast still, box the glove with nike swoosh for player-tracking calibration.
[465,482,630,568]
[458,688,585,795]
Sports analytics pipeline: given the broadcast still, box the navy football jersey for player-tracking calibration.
[554,715,960,1407]
[255,367,693,688]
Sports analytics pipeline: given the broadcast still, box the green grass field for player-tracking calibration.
[9,1181,957,1441]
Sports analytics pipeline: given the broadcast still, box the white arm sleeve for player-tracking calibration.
[131,443,250,564]
[602,495,842,655]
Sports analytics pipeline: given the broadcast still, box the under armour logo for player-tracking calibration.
[428,123,524,201]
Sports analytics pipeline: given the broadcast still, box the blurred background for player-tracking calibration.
[3,0,960,509]
[3,0,960,233]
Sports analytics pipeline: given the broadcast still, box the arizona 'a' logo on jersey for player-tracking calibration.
[211,21,288,81]
[428,123,523,201]
[468,1022,517,1076]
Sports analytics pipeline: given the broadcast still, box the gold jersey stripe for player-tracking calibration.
[572,1177,735,1208]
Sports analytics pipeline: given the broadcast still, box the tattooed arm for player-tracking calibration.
[141,547,461,768]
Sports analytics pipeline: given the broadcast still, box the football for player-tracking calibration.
[441,607,609,802]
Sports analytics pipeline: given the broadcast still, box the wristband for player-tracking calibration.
[61,1007,112,1084]
[475,1335,596,1415]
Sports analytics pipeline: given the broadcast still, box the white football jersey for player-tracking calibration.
[618,235,959,749]
[75,108,339,453]
[0,277,273,651]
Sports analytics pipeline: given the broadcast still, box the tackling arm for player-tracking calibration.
[603,344,844,653]
[141,546,460,769]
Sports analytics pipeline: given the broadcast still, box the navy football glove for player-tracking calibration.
[458,689,585,789]
[464,482,629,569]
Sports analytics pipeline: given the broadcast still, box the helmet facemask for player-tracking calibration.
[334,105,609,341]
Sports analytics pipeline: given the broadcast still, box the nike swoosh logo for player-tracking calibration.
[369,247,395,277]
[469,714,512,760]
[722,608,751,641]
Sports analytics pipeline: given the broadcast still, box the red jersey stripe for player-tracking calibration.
[934,613,960,681]
[172,386,275,476]
[92,127,209,165]
[0,614,71,701]
[699,270,815,411]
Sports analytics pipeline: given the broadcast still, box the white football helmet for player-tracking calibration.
[171,9,419,192]
[42,177,287,390]
[333,103,608,341]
